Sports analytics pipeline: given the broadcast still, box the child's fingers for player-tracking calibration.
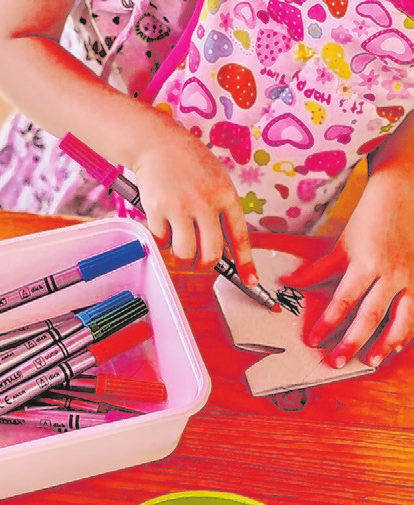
[194,212,224,269]
[366,290,414,366]
[301,287,332,345]
[146,215,171,250]
[220,200,258,287]
[306,263,375,347]
[169,216,197,262]
[327,279,396,367]
[280,244,347,288]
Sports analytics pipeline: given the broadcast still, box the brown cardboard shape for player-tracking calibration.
[214,249,375,397]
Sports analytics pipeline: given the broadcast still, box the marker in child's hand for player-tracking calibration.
[59,133,281,313]
[214,252,281,312]
[0,241,146,314]
[59,132,145,214]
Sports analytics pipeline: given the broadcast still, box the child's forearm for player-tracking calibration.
[0,14,170,172]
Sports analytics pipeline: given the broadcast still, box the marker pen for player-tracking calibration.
[0,321,152,415]
[34,391,143,414]
[0,290,133,351]
[0,297,149,392]
[0,408,134,433]
[60,132,144,214]
[0,240,146,314]
[55,373,167,403]
[0,291,134,375]
[214,253,281,312]
[59,133,281,312]
[0,311,78,351]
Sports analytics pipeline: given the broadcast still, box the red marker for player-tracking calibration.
[56,373,167,403]
[0,322,152,415]
[0,297,148,393]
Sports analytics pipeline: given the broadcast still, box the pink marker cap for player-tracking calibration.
[59,132,120,188]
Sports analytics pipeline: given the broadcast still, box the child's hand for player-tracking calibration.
[0,2,257,286]
[281,153,414,369]
[133,112,258,286]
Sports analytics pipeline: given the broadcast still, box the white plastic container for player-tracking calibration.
[0,218,211,499]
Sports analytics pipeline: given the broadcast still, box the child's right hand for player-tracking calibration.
[132,110,258,287]
[0,2,258,286]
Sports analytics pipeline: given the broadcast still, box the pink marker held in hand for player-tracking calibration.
[59,132,145,215]
[59,133,281,313]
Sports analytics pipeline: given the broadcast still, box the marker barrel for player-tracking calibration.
[0,297,148,392]
[59,133,144,213]
[0,409,117,432]
[37,393,102,413]
[0,266,81,314]
[111,175,144,213]
[214,256,278,310]
[0,318,83,376]
[0,328,93,393]
[0,312,77,351]
[0,242,145,314]
[36,392,142,414]
[0,290,134,352]
[0,351,96,415]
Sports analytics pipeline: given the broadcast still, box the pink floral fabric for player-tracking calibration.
[153,0,414,233]
[0,0,413,233]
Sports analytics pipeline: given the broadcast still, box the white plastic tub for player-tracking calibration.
[0,218,211,499]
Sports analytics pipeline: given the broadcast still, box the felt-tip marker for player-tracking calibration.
[0,408,134,432]
[0,311,78,351]
[34,391,143,414]
[59,133,281,312]
[0,321,152,415]
[59,132,145,214]
[0,297,149,392]
[0,240,146,314]
[0,290,134,351]
[214,252,281,311]
[55,373,167,403]
[0,291,134,374]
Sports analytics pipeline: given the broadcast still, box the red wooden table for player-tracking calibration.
[0,211,413,505]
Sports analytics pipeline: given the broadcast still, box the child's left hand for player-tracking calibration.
[281,114,414,369]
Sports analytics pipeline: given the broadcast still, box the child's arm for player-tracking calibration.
[0,1,258,285]
[282,110,414,368]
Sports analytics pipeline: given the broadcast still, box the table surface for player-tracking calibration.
[0,211,413,505]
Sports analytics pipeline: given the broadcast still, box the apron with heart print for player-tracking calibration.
[0,0,413,230]
[152,0,414,233]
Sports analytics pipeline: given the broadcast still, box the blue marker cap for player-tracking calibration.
[76,290,134,326]
[78,240,146,281]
